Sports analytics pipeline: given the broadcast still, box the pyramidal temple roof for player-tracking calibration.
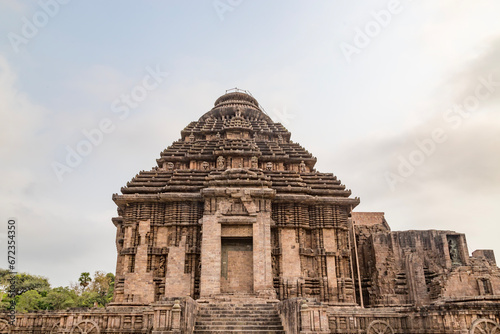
[117,91,358,205]
[199,90,272,122]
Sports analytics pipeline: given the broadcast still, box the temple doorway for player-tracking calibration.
[221,237,253,294]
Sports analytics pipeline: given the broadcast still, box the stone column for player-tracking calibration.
[199,214,222,297]
[253,209,275,298]
[165,235,191,298]
[323,228,339,301]
[123,220,154,304]
[280,228,301,278]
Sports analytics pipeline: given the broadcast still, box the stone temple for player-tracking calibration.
[4,90,500,333]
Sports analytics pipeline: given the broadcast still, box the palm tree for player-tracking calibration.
[78,272,91,292]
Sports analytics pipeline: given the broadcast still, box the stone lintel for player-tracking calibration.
[219,216,257,224]
[221,225,253,237]
[274,194,360,207]
[201,187,275,198]
[112,193,202,207]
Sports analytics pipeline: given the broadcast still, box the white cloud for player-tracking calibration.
[327,38,500,259]
[0,55,48,196]
[0,0,26,13]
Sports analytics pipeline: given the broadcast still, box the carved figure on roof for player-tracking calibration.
[217,156,226,170]
[167,162,174,170]
[299,161,306,173]
[251,156,258,169]
[266,162,273,171]
[448,237,461,266]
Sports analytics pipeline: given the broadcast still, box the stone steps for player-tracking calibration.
[194,329,286,334]
[194,324,283,333]
[198,311,279,316]
[194,302,285,334]
[197,321,283,326]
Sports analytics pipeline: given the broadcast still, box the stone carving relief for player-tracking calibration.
[299,160,306,173]
[158,256,166,277]
[366,320,394,334]
[70,320,100,334]
[0,320,9,334]
[447,236,462,266]
[251,156,258,168]
[217,156,226,170]
[227,199,249,215]
[218,191,258,216]
[50,323,63,334]
[470,319,500,334]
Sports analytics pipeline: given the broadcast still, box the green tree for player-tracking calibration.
[87,271,115,306]
[0,269,11,286]
[78,272,91,291]
[0,270,49,311]
[106,273,115,303]
[0,268,116,310]
[45,287,78,310]
[0,272,50,297]
[17,273,50,295]
[17,290,43,312]
[77,291,101,308]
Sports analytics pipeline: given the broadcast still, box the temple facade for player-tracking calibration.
[111,91,359,305]
[3,90,499,333]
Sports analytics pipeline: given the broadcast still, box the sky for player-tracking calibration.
[1,0,499,288]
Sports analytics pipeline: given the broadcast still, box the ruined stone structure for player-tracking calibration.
[352,213,500,308]
[3,90,499,333]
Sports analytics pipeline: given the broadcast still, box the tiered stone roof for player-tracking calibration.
[121,170,353,197]
[116,91,358,205]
